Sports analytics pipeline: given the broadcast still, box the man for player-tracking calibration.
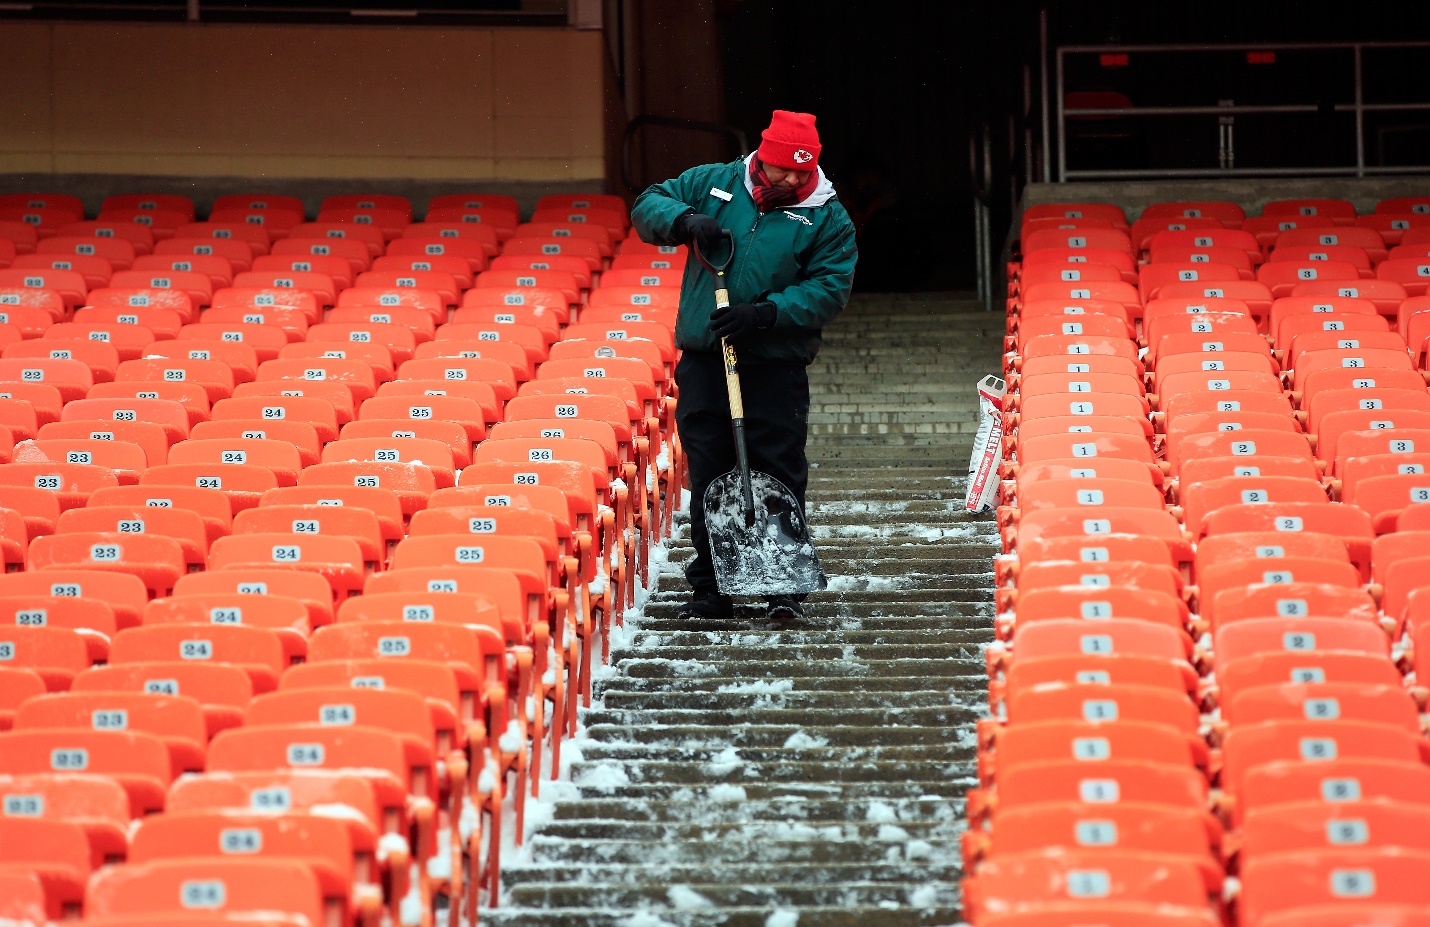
[631,109,858,621]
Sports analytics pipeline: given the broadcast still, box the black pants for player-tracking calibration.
[675,350,811,594]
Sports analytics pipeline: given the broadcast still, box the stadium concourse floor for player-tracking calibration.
[488,293,1001,926]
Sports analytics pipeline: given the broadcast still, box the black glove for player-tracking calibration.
[673,211,724,253]
[710,302,776,341]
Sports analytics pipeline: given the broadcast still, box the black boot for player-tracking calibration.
[679,587,734,620]
[766,595,805,621]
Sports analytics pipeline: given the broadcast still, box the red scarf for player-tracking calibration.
[748,158,819,213]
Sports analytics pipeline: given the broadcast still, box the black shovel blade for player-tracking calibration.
[704,469,827,596]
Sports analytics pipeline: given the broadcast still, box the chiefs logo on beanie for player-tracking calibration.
[758,110,821,171]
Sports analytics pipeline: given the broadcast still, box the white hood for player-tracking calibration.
[742,153,837,209]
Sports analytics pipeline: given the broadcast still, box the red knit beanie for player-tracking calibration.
[758,110,821,171]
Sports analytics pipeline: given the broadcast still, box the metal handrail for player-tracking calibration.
[621,115,750,195]
[970,124,995,312]
[1050,38,1430,181]
[969,124,993,205]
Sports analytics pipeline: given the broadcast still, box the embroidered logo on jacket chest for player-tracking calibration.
[782,210,813,226]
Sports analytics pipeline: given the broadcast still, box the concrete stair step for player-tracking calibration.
[639,594,993,613]
[576,725,970,749]
[804,438,976,452]
[808,474,962,487]
[803,452,972,464]
[664,554,992,579]
[575,744,970,766]
[624,628,986,647]
[611,641,990,663]
[626,614,994,635]
[594,691,979,713]
[808,421,982,435]
[594,674,984,700]
[576,707,980,729]
[611,658,986,682]
[482,904,961,927]
[808,465,965,476]
[534,815,962,844]
[525,834,960,865]
[504,879,961,911]
[804,405,976,418]
[644,585,989,602]
[635,599,994,620]
[810,360,992,371]
[502,859,958,886]
[570,780,972,802]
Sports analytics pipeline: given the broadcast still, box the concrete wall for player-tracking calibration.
[0,22,608,182]
[629,0,730,189]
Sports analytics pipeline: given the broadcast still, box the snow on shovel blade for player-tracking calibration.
[704,469,827,596]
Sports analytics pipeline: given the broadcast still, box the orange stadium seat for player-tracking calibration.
[0,206,82,237]
[1021,225,1135,255]
[1143,200,1244,226]
[1262,197,1357,224]
[0,817,92,918]
[1023,203,1129,228]
[252,251,354,290]
[494,247,599,283]
[963,852,1213,923]
[287,222,385,258]
[1291,278,1408,315]
[1021,247,1139,283]
[14,254,114,292]
[1240,849,1430,926]
[1149,226,1260,261]
[84,858,323,926]
[268,236,371,281]
[402,220,501,256]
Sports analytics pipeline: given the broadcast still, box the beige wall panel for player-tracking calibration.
[207,27,497,158]
[0,24,55,163]
[7,23,604,180]
[494,156,605,181]
[49,152,501,181]
[53,26,215,156]
[495,113,605,159]
[492,29,604,121]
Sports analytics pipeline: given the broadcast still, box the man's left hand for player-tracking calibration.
[710,302,776,340]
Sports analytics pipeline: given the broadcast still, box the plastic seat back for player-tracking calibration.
[0,817,91,917]
[207,532,366,601]
[297,460,439,519]
[1179,475,1327,538]
[84,858,323,925]
[140,463,280,516]
[1239,848,1430,926]
[14,690,207,775]
[72,661,252,736]
[110,624,286,693]
[0,728,171,813]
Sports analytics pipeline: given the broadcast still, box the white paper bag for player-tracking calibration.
[964,374,1007,514]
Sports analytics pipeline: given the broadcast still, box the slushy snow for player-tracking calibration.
[476,473,964,923]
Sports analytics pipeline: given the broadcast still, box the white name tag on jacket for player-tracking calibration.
[709,187,733,202]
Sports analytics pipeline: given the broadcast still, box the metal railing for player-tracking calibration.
[620,115,749,195]
[970,123,995,313]
[1050,40,1430,181]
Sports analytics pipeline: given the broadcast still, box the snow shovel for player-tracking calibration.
[693,230,827,596]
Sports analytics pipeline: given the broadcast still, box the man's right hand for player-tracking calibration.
[674,212,724,253]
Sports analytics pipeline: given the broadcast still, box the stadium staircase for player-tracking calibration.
[491,293,1002,926]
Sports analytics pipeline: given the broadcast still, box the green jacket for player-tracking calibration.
[630,155,858,364]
